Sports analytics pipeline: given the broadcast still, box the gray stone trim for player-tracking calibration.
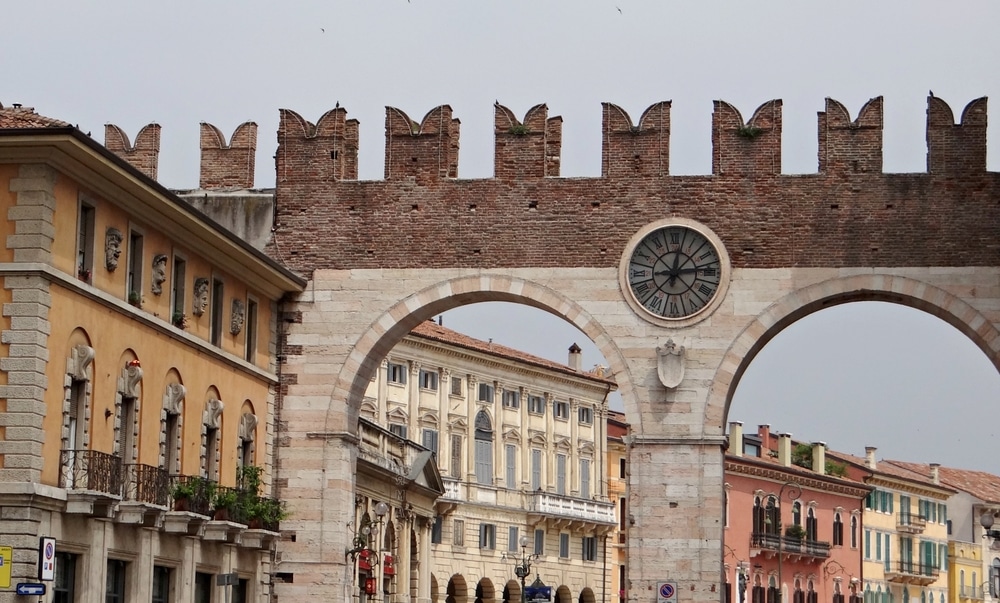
[159,383,186,473]
[7,164,56,265]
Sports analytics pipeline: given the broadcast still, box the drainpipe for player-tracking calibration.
[602,533,608,603]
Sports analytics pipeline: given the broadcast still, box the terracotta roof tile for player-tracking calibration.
[0,104,72,129]
[410,320,617,387]
[881,460,1000,503]
[823,450,955,492]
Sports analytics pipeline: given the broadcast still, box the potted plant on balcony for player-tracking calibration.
[212,488,239,521]
[171,476,214,514]
[243,496,288,530]
[785,524,806,540]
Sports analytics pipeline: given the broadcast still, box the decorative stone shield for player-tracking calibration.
[656,338,686,389]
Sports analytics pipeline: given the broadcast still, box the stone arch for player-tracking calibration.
[159,373,186,474]
[114,350,143,462]
[327,275,632,431]
[555,585,573,603]
[431,575,440,603]
[61,330,94,488]
[447,574,469,603]
[713,274,1000,429]
[502,579,520,603]
[201,387,223,479]
[475,578,495,603]
[579,587,597,603]
[237,403,258,468]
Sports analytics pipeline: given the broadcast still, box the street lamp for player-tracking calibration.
[980,511,999,542]
[502,534,539,603]
[348,501,390,600]
[765,482,802,603]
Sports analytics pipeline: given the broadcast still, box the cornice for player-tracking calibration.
[726,459,871,498]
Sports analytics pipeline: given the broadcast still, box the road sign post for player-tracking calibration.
[657,582,677,603]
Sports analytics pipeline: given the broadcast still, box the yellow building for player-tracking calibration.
[949,541,986,603]
[606,411,629,603]
[0,104,304,603]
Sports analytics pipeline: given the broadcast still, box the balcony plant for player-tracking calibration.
[171,476,214,514]
[172,311,188,329]
[785,524,806,540]
[128,290,142,307]
[243,496,288,530]
[212,488,239,521]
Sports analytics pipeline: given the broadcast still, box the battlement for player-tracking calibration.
[200,121,257,189]
[105,123,161,180]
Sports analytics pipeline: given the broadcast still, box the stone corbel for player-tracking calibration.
[163,383,186,416]
[204,398,224,429]
[123,361,143,398]
[69,345,95,381]
[238,413,258,442]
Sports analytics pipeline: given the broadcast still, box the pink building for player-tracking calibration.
[724,423,871,603]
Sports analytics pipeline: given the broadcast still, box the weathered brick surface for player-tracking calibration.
[104,123,161,179]
[199,122,257,189]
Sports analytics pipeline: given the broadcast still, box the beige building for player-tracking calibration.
[362,319,618,603]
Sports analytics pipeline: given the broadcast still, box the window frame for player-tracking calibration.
[578,406,594,425]
[419,369,439,391]
[554,401,570,420]
[527,395,545,414]
[502,389,520,409]
[388,362,408,385]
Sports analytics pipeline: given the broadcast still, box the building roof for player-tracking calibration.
[0,104,71,128]
[824,449,956,495]
[881,460,1000,503]
[410,320,618,388]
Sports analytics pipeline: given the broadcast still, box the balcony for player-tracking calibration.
[60,449,123,516]
[896,513,927,534]
[884,561,939,586]
[117,463,171,526]
[527,491,616,531]
[749,533,831,562]
[959,585,985,600]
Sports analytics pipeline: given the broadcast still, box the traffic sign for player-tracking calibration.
[657,581,677,603]
[0,546,11,588]
[38,537,55,581]
[16,583,46,596]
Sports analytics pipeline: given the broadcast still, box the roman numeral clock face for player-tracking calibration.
[626,225,724,321]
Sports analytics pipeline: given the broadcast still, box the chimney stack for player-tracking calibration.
[729,422,744,457]
[865,446,877,470]
[778,433,792,467]
[758,425,771,454]
[930,463,940,485]
[812,442,826,475]
[568,343,582,371]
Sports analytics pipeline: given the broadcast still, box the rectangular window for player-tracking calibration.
[864,530,871,559]
[431,515,443,544]
[554,401,569,420]
[478,382,495,402]
[454,519,465,546]
[106,559,127,603]
[534,529,545,555]
[210,277,224,345]
[232,579,248,603]
[865,491,874,510]
[422,429,439,456]
[509,526,519,552]
[171,256,186,325]
[475,439,492,485]
[502,389,520,409]
[619,497,627,530]
[505,444,517,489]
[578,406,593,425]
[195,571,213,603]
[388,363,407,385]
[580,458,591,499]
[127,230,144,306]
[450,434,462,478]
[876,531,882,560]
[559,533,570,558]
[939,544,947,570]
[152,566,171,603]
[939,503,947,525]
[528,395,545,414]
[619,457,626,479]
[479,523,496,549]
[582,536,598,561]
[531,449,542,490]
[556,454,567,496]
[244,298,258,362]
[389,423,408,439]
[76,202,95,283]
[54,552,77,603]
[451,376,463,396]
[419,369,438,390]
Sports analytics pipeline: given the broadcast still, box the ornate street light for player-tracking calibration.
[980,511,1000,542]
[348,501,390,600]
[502,535,539,603]
[765,482,802,603]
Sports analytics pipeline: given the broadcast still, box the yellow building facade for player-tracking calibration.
[0,105,303,603]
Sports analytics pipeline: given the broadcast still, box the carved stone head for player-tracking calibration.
[230,299,245,335]
[151,254,168,295]
[105,228,123,271]
[192,278,210,316]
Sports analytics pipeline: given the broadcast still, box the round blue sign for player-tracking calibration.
[659,583,675,599]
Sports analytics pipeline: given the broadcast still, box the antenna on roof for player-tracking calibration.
[438,315,443,326]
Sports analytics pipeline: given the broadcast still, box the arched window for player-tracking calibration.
[766,497,780,535]
[806,507,818,541]
[806,580,817,603]
[792,579,804,603]
[833,512,844,546]
[767,576,778,603]
[753,497,765,534]
[851,516,858,548]
[474,411,493,485]
[792,501,802,527]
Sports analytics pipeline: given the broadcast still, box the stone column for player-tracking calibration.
[395,510,412,603]
[416,517,432,603]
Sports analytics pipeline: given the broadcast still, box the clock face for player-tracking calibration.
[626,225,722,319]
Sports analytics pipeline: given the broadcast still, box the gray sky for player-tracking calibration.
[5,1,999,473]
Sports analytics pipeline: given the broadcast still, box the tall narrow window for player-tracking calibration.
[244,298,258,362]
[152,566,171,603]
[556,454,567,496]
[195,572,213,603]
[582,536,597,561]
[422,429,439,456]
[508,526,519,552]
[453,519,465,546]
[450,434,462,478]
[164,411,180,473]
[106,560,127,603]
[76,203,95,282]
[127,231,143,304]
[559,533,570,558]
[474,411,493,485]
[580,458,591,499]
[419,369,438,390]
[851,516,858,549]
[451,376,463,396]
[833,512,844,546]
[531,449,542,490]
[806,508,818,541]
[478,382,495,402]
[117,396,136,462]
[619,457,626,478]
[210,278,224,345]
[534,529,544,555]
[171,256,186,325]
[66,379,87,486]
[431,516,443,544]
[53,552,77,603]
[204,426,219,479]
[479,523,496,549]
[505,444,517,489]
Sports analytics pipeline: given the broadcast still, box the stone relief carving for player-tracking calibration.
[192,278,209,316]
[151,254,168,295]
[69,345,95,381]
[238,413,258,442]
[163,383,186,416]
[105,227,123,271]
[656,338,686,389]
[203,398,224,429]
[230,299,245,335]
[123,361,143,398]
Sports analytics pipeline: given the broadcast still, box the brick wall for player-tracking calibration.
[199,121,257,189]
[269,96,998,273]
[105,124,160,180]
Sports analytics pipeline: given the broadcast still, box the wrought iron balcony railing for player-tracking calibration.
[886,560,940,579]
[896,513,927,533]
[750,532,832,559]
[122,463,170,506]
[60,449,123,496]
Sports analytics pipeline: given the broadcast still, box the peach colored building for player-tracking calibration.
[725,423,871,603]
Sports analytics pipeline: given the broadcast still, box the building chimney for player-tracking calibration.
[930,463,940,485]
[778,433,792,467]
[865,446,877,470]
[729,422,744,457]
[812,442,826,475]
[758,425,771,454]
[568,343,582,371]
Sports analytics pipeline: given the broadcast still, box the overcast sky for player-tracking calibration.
[5,1,999,473]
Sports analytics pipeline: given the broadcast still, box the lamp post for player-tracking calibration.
[725,544,749,603]
[765,482,802,603]
[348,501,390,601]
[503,535,539,603]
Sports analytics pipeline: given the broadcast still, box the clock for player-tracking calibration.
[620,220,729,323]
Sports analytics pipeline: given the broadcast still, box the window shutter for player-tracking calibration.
[531,450,542,490]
